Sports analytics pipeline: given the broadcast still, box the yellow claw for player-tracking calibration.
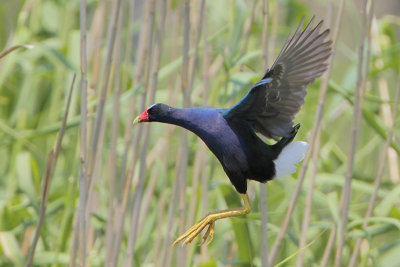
[200,221,215,246]
[172,193,251,246]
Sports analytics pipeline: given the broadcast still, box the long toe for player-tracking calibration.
[173,222,201,246]
[202,221,215,246]
[173,218,208,246]
[183,219,210,245]
[173,215,218,246]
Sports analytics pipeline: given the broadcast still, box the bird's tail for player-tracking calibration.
[273,141,309,178]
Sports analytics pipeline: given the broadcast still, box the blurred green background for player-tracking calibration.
[1,0,399,266]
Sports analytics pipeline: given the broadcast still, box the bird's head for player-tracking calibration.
[133,103,170,124]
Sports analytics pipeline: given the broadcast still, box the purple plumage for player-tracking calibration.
[134,17,331,245]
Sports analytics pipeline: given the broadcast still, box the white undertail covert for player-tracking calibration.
[273,141,309,178]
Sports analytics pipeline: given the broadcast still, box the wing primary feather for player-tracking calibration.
[289,54,331,73]
[283,18,320,57]
[287,30,331,62]
[289,32,329,61]
[287,62,330,76]
[284,21,325,60]
[269,17,306,71]
[224,17,332,139]
[290,42,332,64]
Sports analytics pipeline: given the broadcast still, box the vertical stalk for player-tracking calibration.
[137,168,159,233]
[109,0,156,265]
[87,0,122,177]
[176,1,191,265]
[118,0,144,195]
[188,0,205,94]
[72,0,89,265]
[186,0,205,229]
[241,0,259,55]
[296,126,321,267]
[200,5,211,260]
[26,76,76,267]
[296,4,334,266]
[260,0,269,266]
[268,0,279,67]
[104,5,124,265]
[334,0,371,265]
[262,0,269,67]
[349,66,399,267]
[317,7,345,267]
[185,2,206,264]
[123,0,167,265]
[78,0,122,265]
[268,0,345,264]
[159,11,182,267]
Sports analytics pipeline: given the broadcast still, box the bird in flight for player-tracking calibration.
[134,17,332,246]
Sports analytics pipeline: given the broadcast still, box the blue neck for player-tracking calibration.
[153,106,219,139]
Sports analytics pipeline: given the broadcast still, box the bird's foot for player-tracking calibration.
[172,194,251,247]
[173,215,216,246]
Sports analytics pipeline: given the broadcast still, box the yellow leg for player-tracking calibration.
[173,193,251,246]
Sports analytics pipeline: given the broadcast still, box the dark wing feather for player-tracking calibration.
[224,17,332,140]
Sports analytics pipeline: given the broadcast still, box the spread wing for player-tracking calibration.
[224,17,332,140]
